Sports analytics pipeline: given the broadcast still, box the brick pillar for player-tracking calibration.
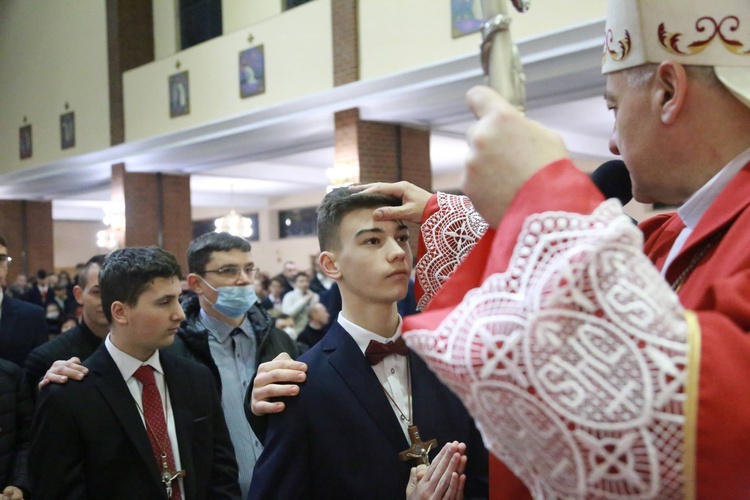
[331,0,359,86]
[110,164,191,273]
[0,200,53,281]
[333,109,432,255]
[107,0,154,145]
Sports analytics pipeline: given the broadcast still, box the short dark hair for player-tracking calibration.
[99,247,182,324]
[316,187,402,251]
[76,254,107,290]
[36,269,48,280]
[187,232,252,274]
[293,272,309,282]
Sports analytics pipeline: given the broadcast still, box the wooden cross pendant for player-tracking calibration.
[399,425,438,465]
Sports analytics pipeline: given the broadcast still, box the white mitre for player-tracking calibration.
[602,0,750,107]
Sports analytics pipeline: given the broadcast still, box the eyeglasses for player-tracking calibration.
[0,255,11,266]
[202,265,260,280]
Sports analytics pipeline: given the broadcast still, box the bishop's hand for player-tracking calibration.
[350,182,433,225]
[465,85,568,228]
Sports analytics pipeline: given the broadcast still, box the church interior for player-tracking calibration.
[0,0,651,277]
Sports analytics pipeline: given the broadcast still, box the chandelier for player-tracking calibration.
[326,163,359,192]
[97,203,125,250]
[215,209,254,238]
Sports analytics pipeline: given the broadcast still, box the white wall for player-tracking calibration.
[359,0,607,80]
[0,0,111,176]
[124,0,333,141]
[153,0,180,60]
[222,0,282,34]
[54,220,109,269]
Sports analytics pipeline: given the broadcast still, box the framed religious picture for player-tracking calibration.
[451,0,484,38]
[239,45,266,99]
[19,124,32,159]
[60,111,75,149]
[169,71,190,117]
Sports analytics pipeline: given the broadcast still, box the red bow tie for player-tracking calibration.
[365,338,409,365]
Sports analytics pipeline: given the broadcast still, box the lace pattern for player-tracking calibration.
[416,192,489,310]
[405,201,689,499]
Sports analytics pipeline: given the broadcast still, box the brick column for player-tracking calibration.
[331,0,359,86]
[111,164,191,272]
[333,109,432,255]
[0,200,53,281]
[106,0,154,145]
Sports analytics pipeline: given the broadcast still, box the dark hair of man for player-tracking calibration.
[76,254,107,290]
[187,231,252,274]
[316,187,402,252]
[99,246,182,324]
[0,235,6,247]
[293,272,309,282]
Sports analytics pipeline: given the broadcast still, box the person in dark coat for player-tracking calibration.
[0,358,32,499]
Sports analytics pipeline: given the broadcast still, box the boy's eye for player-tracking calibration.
[364,238,380,245]
[397,235,410,243]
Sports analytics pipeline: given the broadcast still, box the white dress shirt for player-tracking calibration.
[339,313,411,440]
[105,335,184,494]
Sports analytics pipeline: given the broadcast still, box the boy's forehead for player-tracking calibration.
[341,208,406,233]
[137,276,180,300]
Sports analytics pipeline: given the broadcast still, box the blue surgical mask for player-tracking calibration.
[202,279,258,318]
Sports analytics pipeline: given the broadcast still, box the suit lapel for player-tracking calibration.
[322,322,409,453]
[161,352,194,498]
[87,346,165,494]
[410,353,443,444]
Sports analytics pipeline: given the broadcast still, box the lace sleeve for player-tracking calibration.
[405,200,691,499]
[416,192,489,310]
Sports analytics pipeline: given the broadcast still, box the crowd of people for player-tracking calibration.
[3,0,750,497]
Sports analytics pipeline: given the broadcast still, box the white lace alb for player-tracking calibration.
[406,201,689,499]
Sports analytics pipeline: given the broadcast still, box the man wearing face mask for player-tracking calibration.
[166,231,299,497]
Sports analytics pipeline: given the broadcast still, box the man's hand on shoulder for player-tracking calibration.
[38,357,88,389]
[2,485,24,500]
[406,441,467,500]
[251,352,307,416]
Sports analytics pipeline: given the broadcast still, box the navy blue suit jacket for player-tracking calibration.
[249,321,488,499]
[29,344,241,499]
[0,296,47,367]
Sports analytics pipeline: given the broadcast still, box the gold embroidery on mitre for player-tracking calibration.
[659,16,750,56]
[603,28,632,65]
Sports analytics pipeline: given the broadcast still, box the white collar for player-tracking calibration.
[678,146,750,230]
[105,334,163,381]
[337,312,403,356]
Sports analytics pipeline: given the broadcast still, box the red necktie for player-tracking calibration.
[365,337,410,365]
[133,365,182,500]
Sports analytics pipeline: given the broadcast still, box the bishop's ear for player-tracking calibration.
[318,252,341,280]
[655,60,687,125]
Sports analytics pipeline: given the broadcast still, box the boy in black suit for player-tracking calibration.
[248,189,488,499]
[29,247,240,499]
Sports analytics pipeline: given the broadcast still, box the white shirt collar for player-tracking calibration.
[105,334,163,381]
[678,146,750,230]
[337,312,403,356]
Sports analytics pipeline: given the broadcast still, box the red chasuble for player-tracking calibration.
[404,158,750,498]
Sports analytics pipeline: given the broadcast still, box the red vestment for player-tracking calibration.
[405,158,750,498]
